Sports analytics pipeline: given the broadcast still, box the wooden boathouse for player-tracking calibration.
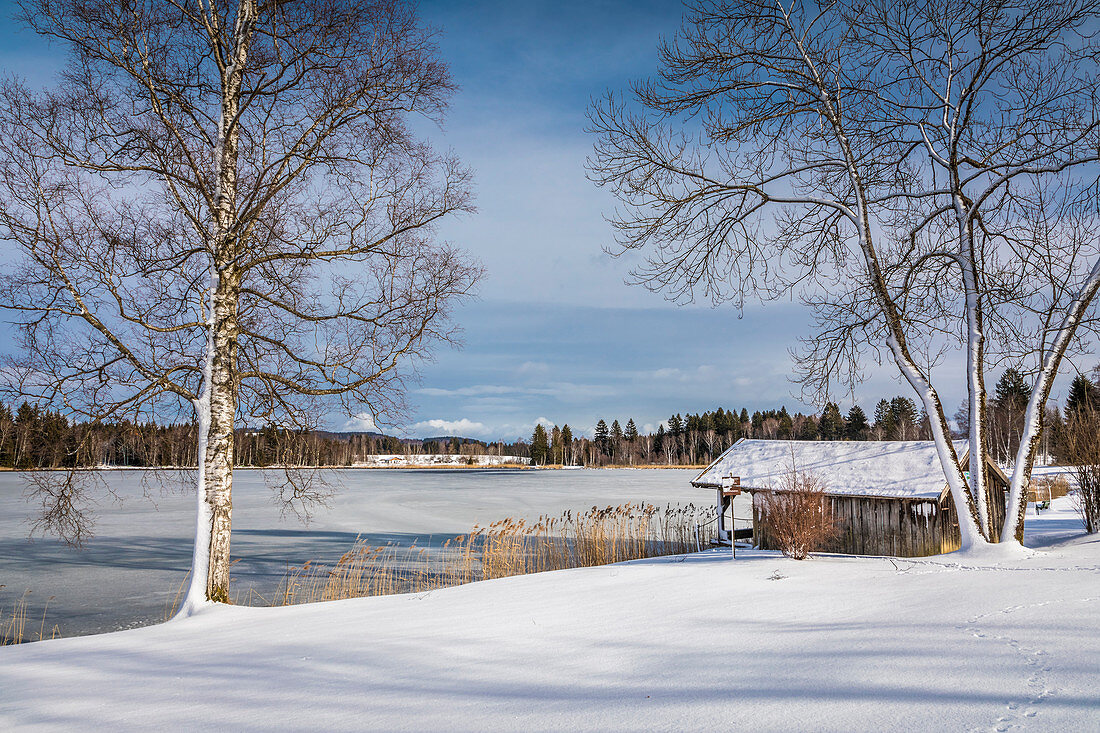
[692,439,1010,557]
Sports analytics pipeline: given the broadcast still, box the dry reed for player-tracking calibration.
[1029,474,1072,502]
[269,502,716,606]
[1,588,61,645]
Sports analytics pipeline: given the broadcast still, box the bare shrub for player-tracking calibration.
[1061,410,1100,534]
[759,469,838,560]
[1078,473,1100,534]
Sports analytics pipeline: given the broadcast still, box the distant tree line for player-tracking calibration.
[4,368,1098,469]
[0,406,534,469]
[525,400,917,467]
[526,369,1099,467]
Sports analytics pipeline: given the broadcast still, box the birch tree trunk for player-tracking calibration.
[962,255,992,541]
[1002,255,1100,543]
[203,274,240,602]
[196,0,252,604]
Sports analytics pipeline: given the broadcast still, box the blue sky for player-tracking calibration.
[0,1,1026,440]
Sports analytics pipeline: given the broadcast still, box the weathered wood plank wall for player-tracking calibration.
[753,493,965,557]
[748,468,1011,557]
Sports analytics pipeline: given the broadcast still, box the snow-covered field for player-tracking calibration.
[1,493,1097,730]
[0,468,715,636]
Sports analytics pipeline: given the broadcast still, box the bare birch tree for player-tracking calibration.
[0,0,479,607]
[854,0,1100,543]
[588,0,1100,549]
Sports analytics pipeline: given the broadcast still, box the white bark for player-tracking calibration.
[178,285,216,615]
[177,0,256,605]
[797,27,988,550]
[962,262,991,540]
[178,250,221,614]
[1002,257,1100,542]
[887,334,986,551]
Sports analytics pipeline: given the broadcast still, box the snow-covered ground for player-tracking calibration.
[1,495,1097,731]
[0,468,715,636]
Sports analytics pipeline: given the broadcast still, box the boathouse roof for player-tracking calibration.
[691,439,973,499]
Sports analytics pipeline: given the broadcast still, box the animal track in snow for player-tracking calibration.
[964,596,1098,731]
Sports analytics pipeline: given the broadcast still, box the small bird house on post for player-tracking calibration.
[721,475,741,496]
[714,475,741,550]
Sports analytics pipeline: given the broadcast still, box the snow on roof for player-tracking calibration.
[692,439,969,499]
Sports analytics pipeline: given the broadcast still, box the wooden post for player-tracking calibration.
[720,475,741,557]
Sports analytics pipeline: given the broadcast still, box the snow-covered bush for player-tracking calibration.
[759,468,838,559]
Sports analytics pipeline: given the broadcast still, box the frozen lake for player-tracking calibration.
[0,468,749,639]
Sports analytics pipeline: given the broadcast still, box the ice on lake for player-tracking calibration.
[0,468,748,638]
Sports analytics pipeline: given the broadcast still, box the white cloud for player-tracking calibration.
[417,384,556,398]
[342,412,378,432]
[410,418,492,438]
[517,361,550,377]
[418,384,516,397]
[651,365,720,383]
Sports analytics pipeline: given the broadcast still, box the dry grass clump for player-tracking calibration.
[1,588,61,645]
[271,503,715,606]
[277,543,445,605]
[1029,474,1072,502]
[759,468,839,560]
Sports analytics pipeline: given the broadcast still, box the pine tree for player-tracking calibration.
[818,402,846,440]
[889,396,919,440]
[873,399,893,440]
[530,423,550,465]
[610,419,623,441]
[560,424,573,465]
[994,368,1031,409]
[624,418,638,442]
[989,369,1032,463]
[1065,374,1099,417]
[777,407,793,439]
[845,405,869,440]
[610,419,624,459]
[712,408,733,435]
[594,419,610,456]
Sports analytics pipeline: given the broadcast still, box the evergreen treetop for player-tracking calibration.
[994,368,1031,409]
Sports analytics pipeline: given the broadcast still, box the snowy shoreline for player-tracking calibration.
[1,495,1097,730]
[0,463,705,472]
[0,468,714,639]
